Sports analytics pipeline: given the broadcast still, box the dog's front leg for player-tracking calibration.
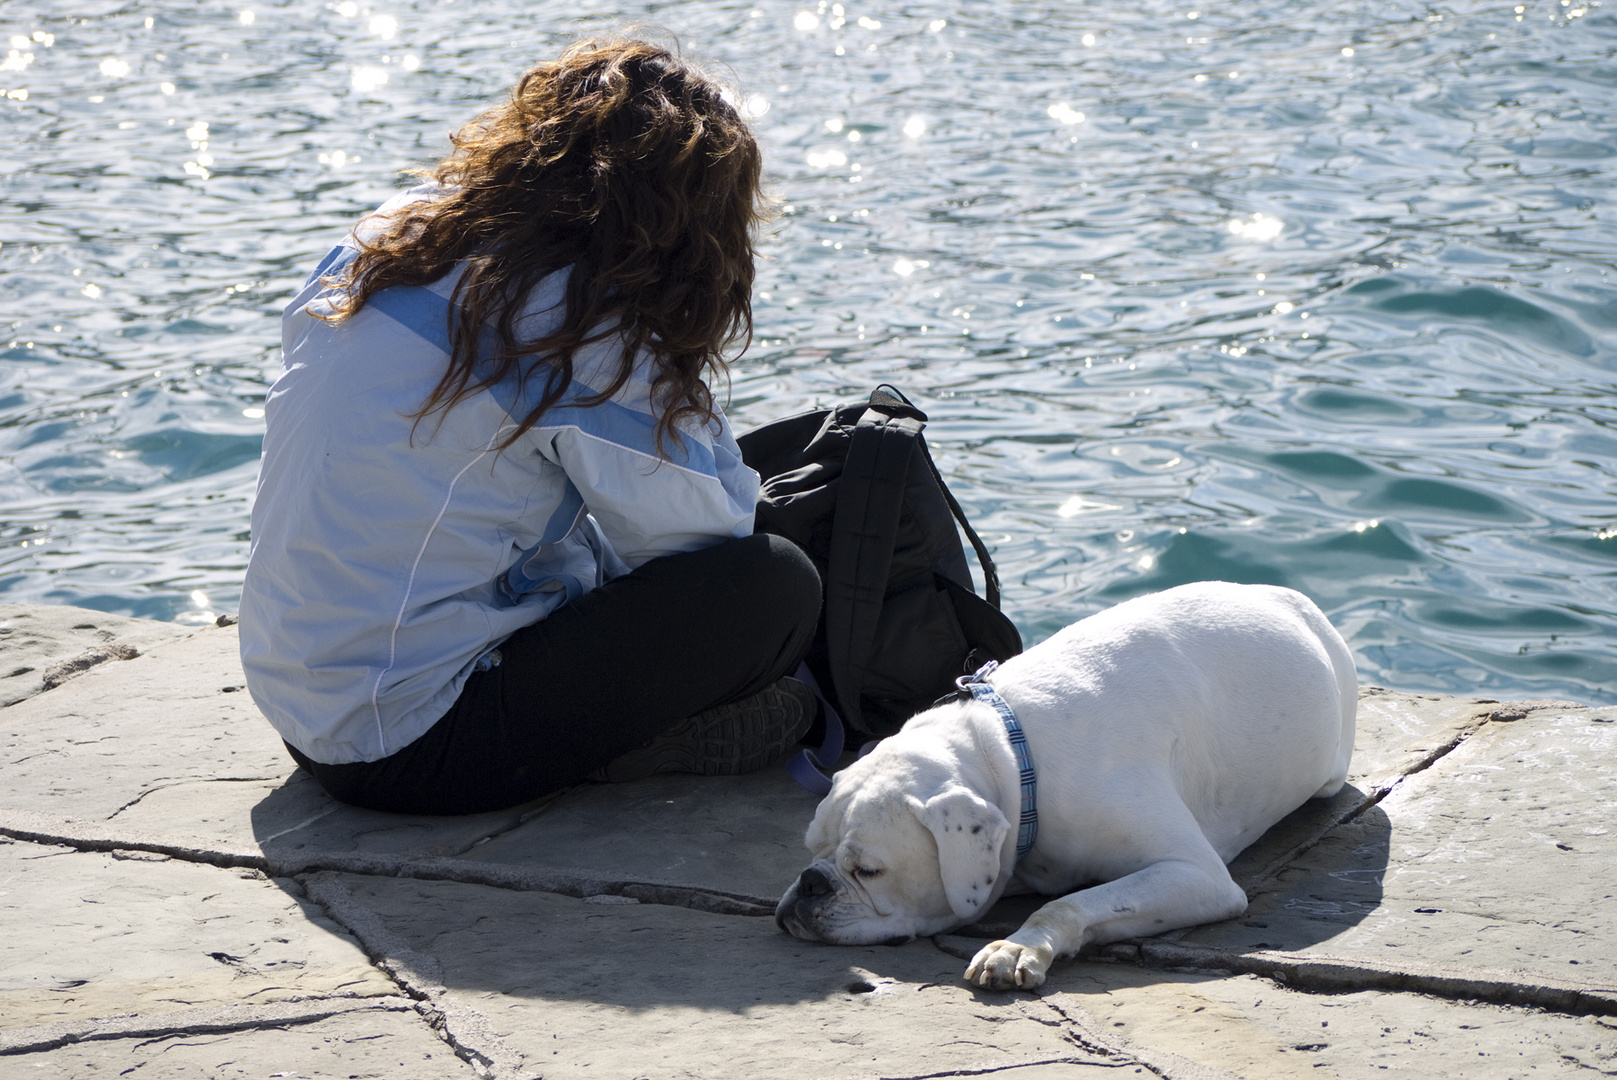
[964,857,1247,990]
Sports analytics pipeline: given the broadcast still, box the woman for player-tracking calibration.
[239,39,821,815]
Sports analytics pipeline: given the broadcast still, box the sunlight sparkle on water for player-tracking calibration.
[1058,496,1121,519]
[352,66,389,92]
[819,152,847,173]
[1228,213,1283,241]
[1047,103,1085,125]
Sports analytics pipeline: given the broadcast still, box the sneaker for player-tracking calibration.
[587,676,816,783]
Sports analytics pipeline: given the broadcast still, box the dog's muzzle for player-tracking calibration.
[775,866,837,935]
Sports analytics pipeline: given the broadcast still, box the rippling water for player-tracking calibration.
[2,0,1614,703]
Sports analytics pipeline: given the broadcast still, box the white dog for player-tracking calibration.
[775,581,1356,990]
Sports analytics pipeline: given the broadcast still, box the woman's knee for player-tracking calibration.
[730,532,821,628]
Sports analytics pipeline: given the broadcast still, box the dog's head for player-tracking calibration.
[774,746,1012,945]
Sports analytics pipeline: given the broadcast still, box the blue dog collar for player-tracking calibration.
[956,660,1037,860]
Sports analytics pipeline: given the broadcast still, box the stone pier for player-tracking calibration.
[2,603,1613,1077]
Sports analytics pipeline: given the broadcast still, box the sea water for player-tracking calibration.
[1,0,1613,704]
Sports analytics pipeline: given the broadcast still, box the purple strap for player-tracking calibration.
[785,663,879,796]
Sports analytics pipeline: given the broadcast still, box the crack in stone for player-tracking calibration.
[254,804,341,844]
[298,871,532,1080]
[1094,940,1617,1018]
[1028,996,1241,1080]
[440,789,571,859]
[0,997,418,1056]
[1222,698,1596,910]
[934,931,1617,1022]
[0,823,775,916]
[40,644,140,691]
[862,1058,1133,1079]
[1030,1001,1123,1060]
[103,777,283,821]
[1557,1051,1617,1075]
[8,749,64,767]
[1208,704,1501,906]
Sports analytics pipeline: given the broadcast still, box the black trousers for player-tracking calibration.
[287,533,821,815]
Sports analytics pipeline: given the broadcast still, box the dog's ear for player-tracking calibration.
[905,787,1011,921]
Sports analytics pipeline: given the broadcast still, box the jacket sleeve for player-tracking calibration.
[531,383,760,571]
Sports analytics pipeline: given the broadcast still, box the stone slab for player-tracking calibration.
[1,1003,480,1078]
[3,598,1616,1078]
[5,603,1613,1002]
[465,686,1518,910]
[1038,962,1617,1080]
[1180,703,1617,988]
[324,871,1120,1080]
[0,838,396,1030]
[312,869,1617,1080]
[0,625,539,864]
[464,767,825,903]
[1215,687,1563,892]
[0,602,1541,916]
[0,603,193,707]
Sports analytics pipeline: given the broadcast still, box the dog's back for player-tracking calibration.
[994,581,1356,866]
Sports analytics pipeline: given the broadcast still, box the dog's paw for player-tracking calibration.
[964,939,1052,991]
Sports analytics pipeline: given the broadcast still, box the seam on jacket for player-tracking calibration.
[557,424,724,482]
[368,425,508,755]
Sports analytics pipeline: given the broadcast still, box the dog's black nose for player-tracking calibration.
[798,866,833,897]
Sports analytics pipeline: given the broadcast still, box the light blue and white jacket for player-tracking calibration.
[239,187,759,765]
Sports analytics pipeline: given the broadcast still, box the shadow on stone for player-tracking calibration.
[247,768,548,863]
[952,790,1392,960]
[1185,801,1392,954]
[333,872,1036,1014]
[247,768,341,846]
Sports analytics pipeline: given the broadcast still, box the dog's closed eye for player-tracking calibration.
[852,866,884,880]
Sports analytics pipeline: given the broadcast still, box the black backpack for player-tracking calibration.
[737,386,1023,737]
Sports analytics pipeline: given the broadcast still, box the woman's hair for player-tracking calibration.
[318,37,767,454]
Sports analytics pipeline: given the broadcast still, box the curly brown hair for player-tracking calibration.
[318,38,767,455]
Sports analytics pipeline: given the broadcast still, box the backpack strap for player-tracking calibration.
[917,436,1004,610]
[824,391,925,732]
[876,383,1004,610]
